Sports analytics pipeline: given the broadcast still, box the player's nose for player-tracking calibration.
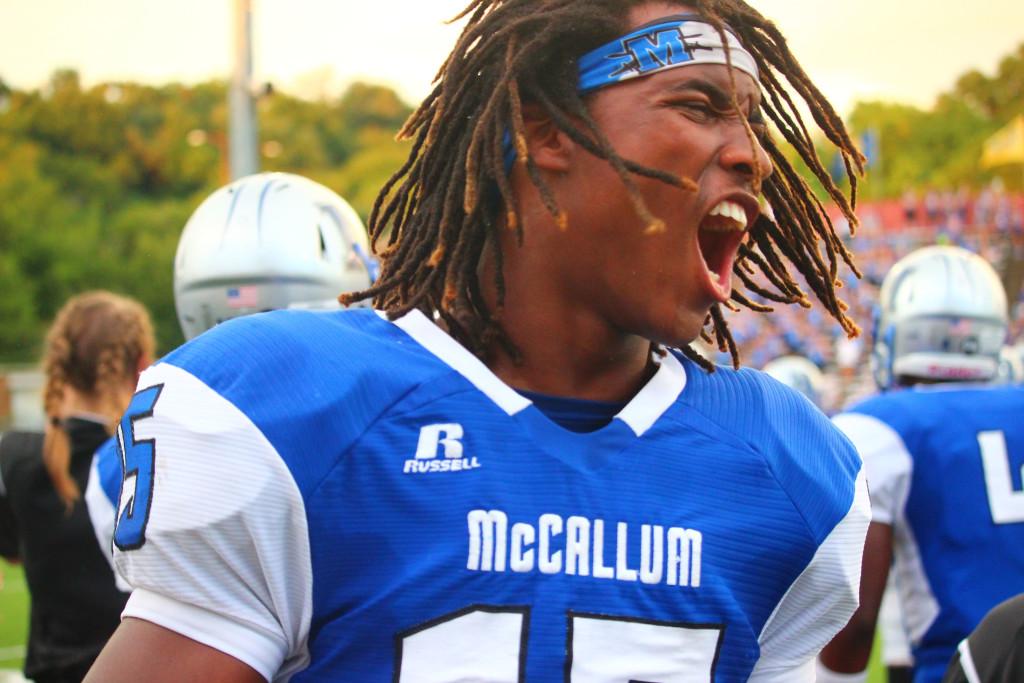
[718,127,774,183]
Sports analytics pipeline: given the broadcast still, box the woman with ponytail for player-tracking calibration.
[0,291,154,683]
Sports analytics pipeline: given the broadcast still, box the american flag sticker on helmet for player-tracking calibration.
[226,285,259,308]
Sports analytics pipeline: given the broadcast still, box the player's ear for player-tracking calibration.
[520,102,573,173]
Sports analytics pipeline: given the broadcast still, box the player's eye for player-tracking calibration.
[670,99,718,121]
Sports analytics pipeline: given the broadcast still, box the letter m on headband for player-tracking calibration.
[625,28,697,73]
[576,15,759,95]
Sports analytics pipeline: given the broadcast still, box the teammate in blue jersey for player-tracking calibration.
[87,1,871,681]
[819,246,1024,683]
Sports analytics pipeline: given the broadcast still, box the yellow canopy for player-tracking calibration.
[980,114,1024,168]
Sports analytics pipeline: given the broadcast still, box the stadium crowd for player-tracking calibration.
[718,189,1024,412]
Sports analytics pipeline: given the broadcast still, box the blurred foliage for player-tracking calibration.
[0,70,411,362]
[0,44,1022,361]
[839,43,1024,200]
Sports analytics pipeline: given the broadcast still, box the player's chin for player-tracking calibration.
[643,305,709,350]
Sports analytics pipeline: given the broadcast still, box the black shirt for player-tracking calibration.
[0,418,129,681]
[943,593,1024,683]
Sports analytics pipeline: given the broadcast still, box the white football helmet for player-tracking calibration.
[174,172,378,340]
[871,245,1008,390]
[996,345,1024,384]
[762,355,826,408]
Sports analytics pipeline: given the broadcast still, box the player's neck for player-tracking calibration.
[479,262,654,402]
[485,318,657,403]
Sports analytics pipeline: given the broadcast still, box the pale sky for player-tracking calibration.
[2,1,1023,115]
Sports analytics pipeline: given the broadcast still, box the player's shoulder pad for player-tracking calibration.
[677,355,861,543]
[149,309,448,494]
[163,307,438,404]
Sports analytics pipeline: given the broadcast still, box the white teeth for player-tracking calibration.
[705,200,748,231]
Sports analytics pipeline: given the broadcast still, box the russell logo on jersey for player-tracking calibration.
[403,423,482,474]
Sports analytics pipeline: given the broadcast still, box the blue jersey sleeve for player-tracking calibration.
[679,359,870,678]
[163,309,423,495]
[681,359,864,542]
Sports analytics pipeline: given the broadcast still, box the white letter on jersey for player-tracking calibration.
[591,520,614,579]
[566,516,590,576]
[510,522,535,573]
[538,513,563,574]
[667,528,703,587]
[615,522,638,582]
[416,423,464,459]
[467,509,508,572]
[640,524,664,585]
[978,430,1024,524]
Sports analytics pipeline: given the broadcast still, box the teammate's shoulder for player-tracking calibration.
[844,381,1021,428]
[840,389,914,425]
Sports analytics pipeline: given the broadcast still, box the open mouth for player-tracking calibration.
[697,199,751,302]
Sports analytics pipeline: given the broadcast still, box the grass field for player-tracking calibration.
[0,563,27,670]
[0,559,888,680]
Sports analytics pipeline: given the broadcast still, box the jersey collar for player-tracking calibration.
[384,309,687,437]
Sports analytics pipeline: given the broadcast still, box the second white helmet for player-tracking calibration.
[174,172,378,340]
[871,245,1008,389]
[762,355,826,408]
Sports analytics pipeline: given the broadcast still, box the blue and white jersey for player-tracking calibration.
[834,384,1024,683]
[109,308,868,682]
[84,436,131,592]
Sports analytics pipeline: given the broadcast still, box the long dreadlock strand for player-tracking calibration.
[736,240,806,302]
[730,289,774,313]
[702,10,766,194]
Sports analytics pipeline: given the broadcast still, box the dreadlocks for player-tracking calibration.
[341,0,865,370]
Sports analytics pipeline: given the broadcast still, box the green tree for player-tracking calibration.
[0,71,417,361]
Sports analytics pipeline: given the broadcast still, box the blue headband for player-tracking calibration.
[577,14,759,94]
[502,15,758,171]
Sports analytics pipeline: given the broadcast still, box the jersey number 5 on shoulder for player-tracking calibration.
[113,384,164,550]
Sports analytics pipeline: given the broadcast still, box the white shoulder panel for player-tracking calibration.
[890,514,941,645]
[748,467,871,681]
[832,412,913,525]
[84,455,130,592]
[114,362,312,682]
[832,412,939,645]
[878,573,912,666]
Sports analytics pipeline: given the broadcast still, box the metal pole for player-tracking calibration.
[229,0,259,179]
